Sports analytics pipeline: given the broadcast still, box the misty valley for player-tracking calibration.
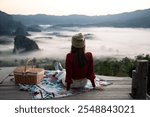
[0,26,150,61]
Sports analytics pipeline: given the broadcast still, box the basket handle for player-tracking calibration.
[24,58,34,72]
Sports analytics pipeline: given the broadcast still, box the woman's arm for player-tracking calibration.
[87,52,96,88]
[65,54,73,90]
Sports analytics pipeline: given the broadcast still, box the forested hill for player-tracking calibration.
[0,11,16,35]
[0,11,26,35]
[12,8,150,28]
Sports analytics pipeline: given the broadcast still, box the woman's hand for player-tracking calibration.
[62,90,71,96]
[93,86,104,91]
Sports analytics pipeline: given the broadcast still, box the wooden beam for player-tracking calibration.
[131,70,137,99]
[136,60,149,99]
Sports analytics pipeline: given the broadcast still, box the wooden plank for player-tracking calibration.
[0,67,16,84]
[108,81,131,85]
[0,85,32,99]
[59,77,132,100]
[59,90,132,100]
[96,75,131,81]
[0,91,32,100]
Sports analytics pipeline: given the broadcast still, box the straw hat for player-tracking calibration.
[72,33,85,48]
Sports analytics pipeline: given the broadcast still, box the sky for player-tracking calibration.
[0,0,150,16]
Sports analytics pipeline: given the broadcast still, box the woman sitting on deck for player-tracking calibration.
[62,33,103,91]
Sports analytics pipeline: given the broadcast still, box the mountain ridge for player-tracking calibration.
[12,8,150,28]
[0,11,27,35]
[1,8,150,28]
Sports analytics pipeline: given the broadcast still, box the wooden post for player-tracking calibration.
[136,60,148,99]
[131,70,137,99]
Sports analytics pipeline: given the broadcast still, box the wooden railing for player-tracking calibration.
[131,60,149,99]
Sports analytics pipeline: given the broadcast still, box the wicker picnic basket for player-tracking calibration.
[14,59,45,85]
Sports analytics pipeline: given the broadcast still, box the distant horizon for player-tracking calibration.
[0,0,150,16]
[1,7,150,17]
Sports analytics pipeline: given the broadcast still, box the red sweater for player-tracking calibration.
[65,52,96,90]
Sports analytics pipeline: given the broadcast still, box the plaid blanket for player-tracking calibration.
[19,70,112,99]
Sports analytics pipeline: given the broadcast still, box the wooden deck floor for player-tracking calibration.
[59,76,132,100]
[0,67,132,100]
